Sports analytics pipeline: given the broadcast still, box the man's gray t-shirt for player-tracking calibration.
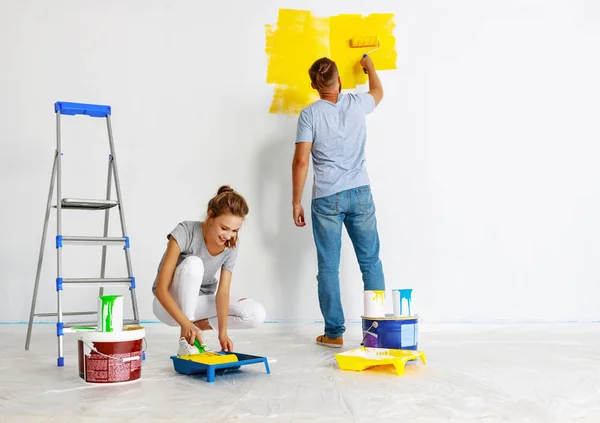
[295,92,376,199]
[151,220,237,296]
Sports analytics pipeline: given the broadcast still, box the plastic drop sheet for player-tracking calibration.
[1,323,599,422]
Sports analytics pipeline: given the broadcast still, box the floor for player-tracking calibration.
[1,322,599,422]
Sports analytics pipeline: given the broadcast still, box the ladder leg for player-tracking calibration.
[25,152,58,351]
[106,116,140,324]
[99,156,114,298]
[129,281,140,324]
[56,112,65,367]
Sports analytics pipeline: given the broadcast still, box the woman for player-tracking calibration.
[152,185,266,355]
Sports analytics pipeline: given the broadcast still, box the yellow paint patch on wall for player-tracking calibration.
[265,9,396,116]
[265,9,330,116]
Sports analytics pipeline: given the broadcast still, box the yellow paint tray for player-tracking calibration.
[335,347,426,375]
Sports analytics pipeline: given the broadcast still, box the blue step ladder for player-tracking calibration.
[25,102,140,366]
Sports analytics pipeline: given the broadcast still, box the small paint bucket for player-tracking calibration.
[361,315,419,350]
[392,289,413,317]
[97,295,123,332]
[77,327,145,384]
[363,290,385,318]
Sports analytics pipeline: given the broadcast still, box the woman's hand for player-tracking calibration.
[218,332,234,352]
[182,321,203,347]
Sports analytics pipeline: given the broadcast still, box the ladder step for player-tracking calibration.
[55,101,111,118]
[61,278,132,288]
[34,311,97,317]
[61,236,128,246]
[62,319,139,333]
[63,278,132,284]
[57,198,119,210]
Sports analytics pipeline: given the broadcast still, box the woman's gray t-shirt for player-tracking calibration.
[152,220,238,296]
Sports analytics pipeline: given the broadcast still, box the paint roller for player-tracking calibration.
[179,351,239,365]
[349,36,380,74]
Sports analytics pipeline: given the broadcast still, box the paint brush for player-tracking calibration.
[349,36,380,74]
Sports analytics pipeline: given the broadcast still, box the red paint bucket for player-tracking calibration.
[77,327,146,384]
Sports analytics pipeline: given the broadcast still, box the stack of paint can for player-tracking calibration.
[77,295,146,384]
[362,289,419,351]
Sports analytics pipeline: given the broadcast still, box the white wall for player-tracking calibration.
[1,0,600,324]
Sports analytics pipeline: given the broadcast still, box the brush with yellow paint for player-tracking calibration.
[349,36,380,74]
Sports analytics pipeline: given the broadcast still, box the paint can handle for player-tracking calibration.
[360,321,379,346]
[81,337,147,363]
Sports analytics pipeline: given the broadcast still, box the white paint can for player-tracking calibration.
[392,289,413,317]
[363,290,385,318]
[97,295,124,332]
[392,289,401,316]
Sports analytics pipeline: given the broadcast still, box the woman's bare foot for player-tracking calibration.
[193,318,213,331]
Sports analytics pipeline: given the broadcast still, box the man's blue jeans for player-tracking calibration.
[311,185,385,339]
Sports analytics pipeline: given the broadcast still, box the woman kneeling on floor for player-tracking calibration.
[152,185,266,355]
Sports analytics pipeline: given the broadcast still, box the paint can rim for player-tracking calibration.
[361,314,419,321]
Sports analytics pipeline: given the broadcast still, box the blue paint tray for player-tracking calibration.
[170,351,270,383]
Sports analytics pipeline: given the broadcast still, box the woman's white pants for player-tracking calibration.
[153,256,266,331]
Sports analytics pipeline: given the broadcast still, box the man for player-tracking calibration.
[292,55,385,347]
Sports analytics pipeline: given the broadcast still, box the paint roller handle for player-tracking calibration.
[360,55,375,75]
[193,338,206,353]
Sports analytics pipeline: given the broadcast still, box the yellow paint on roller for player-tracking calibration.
[349,36,379,48]
[265,9,396,116]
